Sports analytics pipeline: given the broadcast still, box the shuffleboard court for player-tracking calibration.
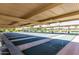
[22,39,70,55]
[4,33,36,40]
[2,32,76,55]
[12,37,47,46]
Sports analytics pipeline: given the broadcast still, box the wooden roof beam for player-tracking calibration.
[37,10,79,23]
[0,14,25,22]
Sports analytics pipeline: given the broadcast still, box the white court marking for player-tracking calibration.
[51,35,76,41]
[17,32,60,38]
[11,37,37,42]
[6,36,29,39]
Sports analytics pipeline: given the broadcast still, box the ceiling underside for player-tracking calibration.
[0,3,79,28]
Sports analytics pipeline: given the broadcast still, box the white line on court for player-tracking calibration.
[17,32,60,38]
[51,35,76,41]
[11,37,37,42]
[7,36,29,39]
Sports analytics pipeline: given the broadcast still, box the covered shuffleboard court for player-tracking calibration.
[0,3,79,55]
[0,32,77,55]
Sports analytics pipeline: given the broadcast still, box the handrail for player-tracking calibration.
[1,34,23,55]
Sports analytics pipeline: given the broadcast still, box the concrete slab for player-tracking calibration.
[57,35,79,55]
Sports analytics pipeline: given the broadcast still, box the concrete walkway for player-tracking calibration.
[57,35,79,55]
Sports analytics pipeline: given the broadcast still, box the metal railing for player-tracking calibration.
[0,34,23,55]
